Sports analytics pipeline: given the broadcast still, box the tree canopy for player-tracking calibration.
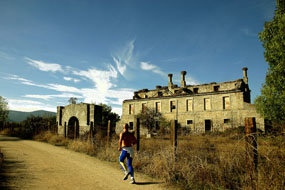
[68,97,77,104]
[99,103,120,128]
[136,107,170,134]
[0,96,9,123]
[255,1,285,126]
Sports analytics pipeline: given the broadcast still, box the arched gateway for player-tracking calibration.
[68,116,79,139]
[56,103,102,139]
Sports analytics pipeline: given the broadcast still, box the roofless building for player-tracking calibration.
[116,67,265,134]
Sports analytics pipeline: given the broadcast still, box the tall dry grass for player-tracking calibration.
[31,129,285,189]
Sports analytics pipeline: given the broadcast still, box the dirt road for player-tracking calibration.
[0,135,165,190]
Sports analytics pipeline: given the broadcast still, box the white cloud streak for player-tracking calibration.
[240,28,257,37]
[0,51,14,60]
[25,57,63,72]
[7,74,82,94]
[7,98,56,112]
[63,77,80,83]
[140,62,166,77]
[112,40,135,76]
[24,93,83,100]
[73,65,117,92]
[6,73,133,116]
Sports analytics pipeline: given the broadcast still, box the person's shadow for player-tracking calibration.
[135,181,164,185]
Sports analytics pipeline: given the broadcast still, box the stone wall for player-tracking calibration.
[116,68,265,135]
[57,103,102,138]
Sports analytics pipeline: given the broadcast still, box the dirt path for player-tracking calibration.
[0,135,165,190]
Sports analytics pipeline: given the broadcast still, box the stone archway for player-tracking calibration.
[68,116,79,139]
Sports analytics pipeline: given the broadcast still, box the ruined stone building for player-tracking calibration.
[56,103,102,138]
[116,68,265,134]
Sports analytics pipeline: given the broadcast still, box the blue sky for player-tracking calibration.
[0,0,276,116]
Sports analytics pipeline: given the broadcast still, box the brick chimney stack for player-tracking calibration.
[242,67,248,84]
[181,71,187,87]
[168,74,173,88]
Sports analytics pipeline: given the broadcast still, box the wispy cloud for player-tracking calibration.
[73,65,117,92]
[240,28,257,37]
[112,40,136,76]
[6,73,133,115]
[24,93,83,100]
[113,57,127,76]
[7,74,82,94]
[7,98,56,112]
[140,61,166,77]
[63,77,80,83]
[185,76,199,85]
[0,51,14,60]
[25,57,63,72]
[173,73,199,85]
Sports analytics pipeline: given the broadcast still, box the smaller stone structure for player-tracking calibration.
[56,103,102,138]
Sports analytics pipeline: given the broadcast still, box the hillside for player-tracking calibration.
[8,110,56,122]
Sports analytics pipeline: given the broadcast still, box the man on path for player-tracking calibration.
[118,123,137,184]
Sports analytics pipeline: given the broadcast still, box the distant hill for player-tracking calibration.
[8,110,57,123]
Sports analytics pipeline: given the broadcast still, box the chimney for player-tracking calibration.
[168,74,173,88]
[242,67,248,84]
[181,71,187,87]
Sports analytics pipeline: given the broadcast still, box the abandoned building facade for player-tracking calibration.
[56,103,102,138]
[116,68,265,134]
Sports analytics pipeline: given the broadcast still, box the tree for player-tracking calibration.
[136,107,170,134]
[99,103,120,129]
[0,96,9,125]
[255,0,285,127]
[68,97,77,104]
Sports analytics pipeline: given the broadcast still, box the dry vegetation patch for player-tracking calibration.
[11,129,285,189]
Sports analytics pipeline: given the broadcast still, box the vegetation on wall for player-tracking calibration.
[136,107,171,134]
[255,0,285,128]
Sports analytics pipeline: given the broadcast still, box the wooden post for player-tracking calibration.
[64,122,66,138]
[135,118,140,152]
[48,121,51,132]
[245,117,258,189]
[74,122,76,140]
[172,120,178,160]
[106,120,111,148]
[90,122,94,145]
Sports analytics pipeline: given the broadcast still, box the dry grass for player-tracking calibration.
[22,130,285,189]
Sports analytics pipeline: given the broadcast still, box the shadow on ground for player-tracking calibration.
[0,159,29,189]
[135,181,164,185]
[0,135,22,142]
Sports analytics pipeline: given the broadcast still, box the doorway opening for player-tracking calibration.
[205,120,212,132]
[68,116,79,139]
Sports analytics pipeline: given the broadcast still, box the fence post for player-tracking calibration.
[135,118,140,152]
[171,120,178,160]
[64,122,66,138]
[245,117,258,189]
[48,121,50,132]
[106,120,111,148]
[90,122,94,145]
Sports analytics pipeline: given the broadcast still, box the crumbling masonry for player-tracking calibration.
[116,67,265,134]
[57,103,102,138]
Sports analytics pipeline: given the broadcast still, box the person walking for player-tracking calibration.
[118,123,137,184]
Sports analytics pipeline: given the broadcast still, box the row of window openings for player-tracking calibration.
[187,119,231,125]
[129,97,230,114]
[141,86,220,98]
